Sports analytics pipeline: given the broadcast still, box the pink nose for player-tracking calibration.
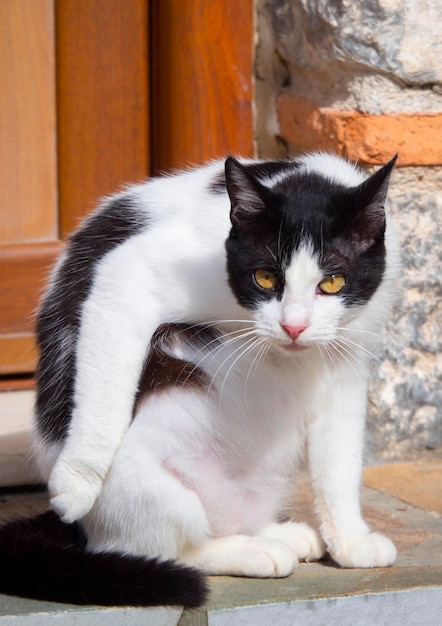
[281,324,308,340]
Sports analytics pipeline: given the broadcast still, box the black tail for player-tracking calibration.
[0,511,208,607]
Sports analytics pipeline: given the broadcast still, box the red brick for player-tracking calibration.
[277,94,442,166]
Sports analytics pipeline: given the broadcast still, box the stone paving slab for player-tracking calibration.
[364,461,442,514]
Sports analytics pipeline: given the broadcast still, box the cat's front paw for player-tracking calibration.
[331,532,397,568]
[49,460,104,523]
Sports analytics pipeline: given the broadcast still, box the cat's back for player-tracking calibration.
[129,159,229,227]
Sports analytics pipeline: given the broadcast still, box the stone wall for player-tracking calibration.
[255,0,442,460]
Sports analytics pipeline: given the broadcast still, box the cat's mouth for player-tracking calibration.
[280,340,309,353]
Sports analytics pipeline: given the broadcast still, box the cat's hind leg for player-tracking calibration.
[181,534,298,578]
[258,521,326,563]
[81,391,211,561]
[180,521,328,577]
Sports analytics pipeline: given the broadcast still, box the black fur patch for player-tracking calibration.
[0,511,208,607]
[36,194,149,442]
[134,323,219,412]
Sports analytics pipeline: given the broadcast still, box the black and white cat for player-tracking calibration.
[1,152,399,607]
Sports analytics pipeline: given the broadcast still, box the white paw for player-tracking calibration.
[238,537,298,578]
[48,460,104,523]
[331,532,397,568]
[260,522,326,562]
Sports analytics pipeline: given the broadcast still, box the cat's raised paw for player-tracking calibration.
[48,461,104,523]
[331,532,397,568]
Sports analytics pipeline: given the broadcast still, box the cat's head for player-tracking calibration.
[224,153,397,354]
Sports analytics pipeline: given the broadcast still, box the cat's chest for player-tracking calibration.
[213,351,318,433]
[211,357,323,502]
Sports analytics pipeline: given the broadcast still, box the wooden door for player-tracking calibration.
[150,0,254,172]
[0,0,254,386]
[0,1,59,379]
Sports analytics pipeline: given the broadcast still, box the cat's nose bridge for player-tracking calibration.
[281,300,311,330]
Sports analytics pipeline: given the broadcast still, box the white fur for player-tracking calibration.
[36,154,399,575]
[298,152,366,187]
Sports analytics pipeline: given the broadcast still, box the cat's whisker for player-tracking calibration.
[181,319,257,332]
[244,338,271,410]
[205,333,261,409]
[328,340,361,377]
[217,335,265,412]
[202,327,260,359]
[171,319,257,343]
[177,323,259,381]
[265,245,277,264]
[243,340,266,412]
[319,220,325,261]
[335,326,381,339]
[334,335,382,364]
[177,322,255,352]
[178,327,259,388]
[277,217,284,262]
[316,342,329,369]
[246,336,270,385]
[239,338,270,411]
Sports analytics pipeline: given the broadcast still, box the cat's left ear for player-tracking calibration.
[225,157,267,227]
[347,154,397,245]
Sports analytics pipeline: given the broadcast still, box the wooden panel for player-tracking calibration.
[151,0,255,173]
[0,0,57,244]
[0,242,62,374]
[0,1,58,375]
[0,335,38,376]
[56,0,150,237]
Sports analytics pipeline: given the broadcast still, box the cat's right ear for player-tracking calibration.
[225,157,267,226]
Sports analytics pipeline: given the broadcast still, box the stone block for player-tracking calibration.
[367,188,442,459]
[271,0,442,86]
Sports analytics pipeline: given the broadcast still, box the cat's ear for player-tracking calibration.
[345,155,397,245]
[225,157,267,226]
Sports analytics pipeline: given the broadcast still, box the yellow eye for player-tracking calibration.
[318,274,346,295]
[254,268,280,290]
